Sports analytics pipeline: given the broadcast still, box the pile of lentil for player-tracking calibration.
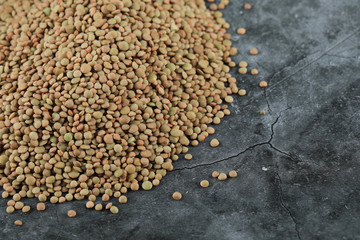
[0,0,239,211]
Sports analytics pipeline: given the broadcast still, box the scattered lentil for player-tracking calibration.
[14,220,23,226]
[210,139,220,147]
[229,170,238,178]
[239,61,248,68]
[212,171,220,178]
[67,210,77,218]
[259,81,268,88]
[251,69,259,75]
[200,180,210,188]
[237,28,247,35]
[239,68,248,75]
[218,173,228,181]
[110,206,119,214]
[244,3,252,10]
[172,192,182,201]
[37,203,46,211]
[250,48,259,55]
[238,89,247,96]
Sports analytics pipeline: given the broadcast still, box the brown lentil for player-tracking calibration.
[67,210,77,218]
[14,220,23,226]
[218,173,228,181]
[229,170,238,178]
[200,180,210,188]
[237,28,247,35]
[37,203,46,211]
[172,192,182,201]
[250,48,259,55]
[238,89,247,96]
[212,171,220,178]
[244,3,252,10]
[259,81,268,88]
[251,69,259,75]
[210,139,220,147]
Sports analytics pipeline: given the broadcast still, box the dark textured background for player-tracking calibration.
[1,0,360,239]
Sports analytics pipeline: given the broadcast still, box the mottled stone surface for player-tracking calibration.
[1,0,359,239]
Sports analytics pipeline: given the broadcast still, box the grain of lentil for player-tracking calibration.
[218,173,227,181]
[172,192,182,200]
[200,180,209,188]
[229,170,238,178]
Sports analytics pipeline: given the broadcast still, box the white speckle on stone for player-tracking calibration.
[262,167,268,171]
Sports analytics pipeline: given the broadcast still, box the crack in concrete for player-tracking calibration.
[174,113,299,171]
[275,171,302,240]
[172,142,269,171]
[324,53,359,60]
[268,27,360,91]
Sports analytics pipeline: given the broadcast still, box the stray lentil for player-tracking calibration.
[259,81,268,88]
[67,210,77,218]
[200,180,210,188]
[250,48,259,55]
[14,220,23,226]
[237,28,246,35]
[172,192,182,201]
[238,89,247,96]
[251,69,259,75]
[244,3,252,10]
[110,206,119,214]
[37,203,46,211]
[229,170,238,178]
[218,173,228,181]
[239,68,248,75]
[212,171,220,178]
[210,139,220,147]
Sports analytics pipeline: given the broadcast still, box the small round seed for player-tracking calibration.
[244,3,252,10]
[259,81,268,88]
[249,48,259,55]
[260,110,266,115]
[172,192,182,200]
[229,170,238,178]
[210,139,220,147]
[239,61,248,68]
[184,154,192,160]
[200,180,209,188]
[67,210,77,218]
[251,69,259,75]
[22,206,31,213]
[119,195,128,204]
[239,68,247,74]
[238,89,247,96]
[95,204,103,211]
[37,203,46,211]
[142,181,153,190]
[86,201,95,209]
[212,171,220,178]
[110,206,119,214]
[225,96,233,103]
[237,28,246,35]
[218,173,227,181]
[14,220,23,226]
[6,206,15,214]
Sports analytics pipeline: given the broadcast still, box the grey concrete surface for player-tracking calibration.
[1,0,359,239]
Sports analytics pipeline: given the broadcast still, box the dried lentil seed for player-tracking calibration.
[200,180,209,188]
[172,192,182,200]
